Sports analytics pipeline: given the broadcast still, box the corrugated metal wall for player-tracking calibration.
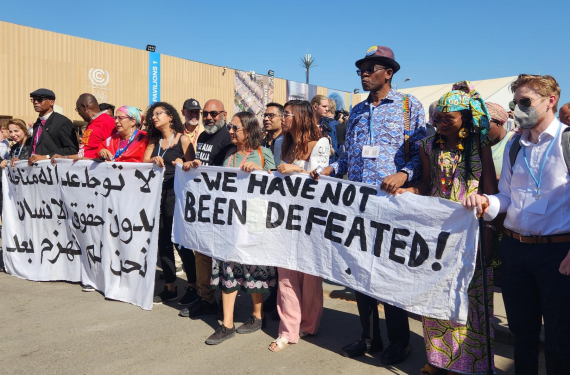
[0,21,353,125]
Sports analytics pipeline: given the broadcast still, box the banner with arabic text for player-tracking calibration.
[2,160,163,310]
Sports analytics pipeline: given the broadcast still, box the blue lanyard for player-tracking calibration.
[15,142,25,158]
[522,122,562,199]
[113,130,138,160]
[157,133,175,158]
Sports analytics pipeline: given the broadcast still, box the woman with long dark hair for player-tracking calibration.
[269,100,330,352]
[395,81,498,375]
[142,102,198,307]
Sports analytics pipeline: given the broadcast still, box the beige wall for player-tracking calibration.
[0,21,352,126]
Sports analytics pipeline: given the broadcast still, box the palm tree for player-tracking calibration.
[300,54,317,84]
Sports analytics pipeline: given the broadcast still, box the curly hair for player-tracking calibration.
[233,112,264,150]
[144,102,185,144]
[281,100,322,161]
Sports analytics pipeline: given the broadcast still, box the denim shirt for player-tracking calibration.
[330,89,426,185]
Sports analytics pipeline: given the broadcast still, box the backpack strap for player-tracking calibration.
[257,146,265,168]
[403,94,411,163]
[509,134,523,174]
[562,127,570,174]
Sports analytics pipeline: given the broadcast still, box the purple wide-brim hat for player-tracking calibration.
[355,45,400,73]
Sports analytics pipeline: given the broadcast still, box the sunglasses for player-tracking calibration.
[202,111,224,118]
[356,66,387,77]
[509,97,533,111]
[263,113,280,119]
[432,115,461,126]
[30,98,48,103]
[226,124,243,132]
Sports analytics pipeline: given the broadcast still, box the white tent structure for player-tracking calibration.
[354,76,517,119]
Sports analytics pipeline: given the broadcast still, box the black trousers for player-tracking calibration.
[355,291,410,346]
[158,188,197,285]
[500,235,570,375]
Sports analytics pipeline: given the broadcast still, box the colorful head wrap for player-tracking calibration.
[485,102,508,125]
[117,106,142,125]
[436,81,491,146]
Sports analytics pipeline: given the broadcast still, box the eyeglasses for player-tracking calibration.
[356,66,387,76]
[202,111,224,118]
[30,98,48,103]
[432,115,461,126]
[226,124,243,132]
[263,113,280,119]
[114,115,132,121]
[283,112,294,117]
[151,110,167,118]
[74,105,85,112]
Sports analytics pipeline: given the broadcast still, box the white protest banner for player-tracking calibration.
[2,160,163,310]
[172,166,479,324]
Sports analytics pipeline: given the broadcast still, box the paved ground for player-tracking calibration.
[0,268,534,375]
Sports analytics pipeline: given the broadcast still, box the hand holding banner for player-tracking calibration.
[172,166,479,324]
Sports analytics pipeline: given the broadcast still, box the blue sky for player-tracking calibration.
[2,0,569,105]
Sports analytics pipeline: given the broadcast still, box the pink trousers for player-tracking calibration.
[276,267,323,344]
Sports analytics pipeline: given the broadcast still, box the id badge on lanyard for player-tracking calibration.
[362,104,380,159]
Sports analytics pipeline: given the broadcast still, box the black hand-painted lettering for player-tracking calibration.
[285,205,304,231]
[432,231,451,271]
[301,178,318,200]
[267,177,286,196]
[345,217,367,252]
[266,202,285,228]
[389,228,410,265]
[370,221,391,257]
[320,182,342,205]
[284,176,302,196]
[247,173,268,194]
[342,184,356,206]
[135,169,157,193]
[305,207,327,235]
[213,197,227,225]
[228,199,246,225]
[222,172,237,192]
[133,209,155,232]
[358,186,377,212]
[409,232,429,267]
[325,212,347,243]
[184,192,196,222]
[198,195,211,223]
[202,172,222,191]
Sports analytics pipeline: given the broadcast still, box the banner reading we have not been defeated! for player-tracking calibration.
[2,160,163,310]
[173,166,479,324]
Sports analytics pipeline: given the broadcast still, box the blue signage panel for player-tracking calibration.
[149,52,160,105]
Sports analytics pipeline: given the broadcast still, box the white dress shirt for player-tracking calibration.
[485,118,570,235]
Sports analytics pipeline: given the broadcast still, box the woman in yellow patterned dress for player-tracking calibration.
[396,81,498,374]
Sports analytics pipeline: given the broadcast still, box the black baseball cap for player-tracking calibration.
[30,88,56,100]
[183,99,201,111]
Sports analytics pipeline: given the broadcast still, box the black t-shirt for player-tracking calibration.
[195,126,233,166]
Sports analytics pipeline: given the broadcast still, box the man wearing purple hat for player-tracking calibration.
[311,45,426,365]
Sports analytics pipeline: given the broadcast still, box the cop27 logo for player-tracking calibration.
[88,68,110,87]
[88,68,111,102]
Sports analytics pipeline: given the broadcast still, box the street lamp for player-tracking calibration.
[394,78,411,91]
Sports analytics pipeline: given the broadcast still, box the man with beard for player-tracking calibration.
[180,99,233,318]
[262,102,284,165]
[181,98,202,151]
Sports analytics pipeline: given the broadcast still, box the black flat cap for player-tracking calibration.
[30,88,56,100]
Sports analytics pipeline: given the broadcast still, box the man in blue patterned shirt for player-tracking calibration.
[312,45,426,365]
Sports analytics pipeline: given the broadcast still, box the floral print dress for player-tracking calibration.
[419,135,495,374]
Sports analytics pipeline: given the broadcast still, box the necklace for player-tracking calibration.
[438,150,459,195]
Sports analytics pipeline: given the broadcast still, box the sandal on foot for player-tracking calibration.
[420,363,444,375]
[268,336,289,352]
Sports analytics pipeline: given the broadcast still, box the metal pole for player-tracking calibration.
[478,215,494,375]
